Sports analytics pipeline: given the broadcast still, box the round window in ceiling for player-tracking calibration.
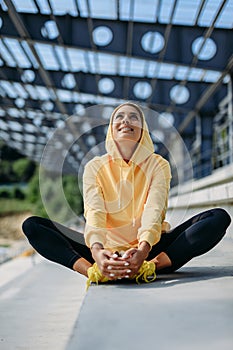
[98,78,115,94]
[92,26,113,46]
[192,37,217,61]
[133,81,152,99]
[41,20,59,40]
[86,135,96,147]
[141,31,165,54]
[21,70,35,83]
[15,98,25,108]
[73,104,85,116]
[62,74,76,89]
[42,101,54,111]
[158,112,175,128]
[170,85,190,104]
[151,130,165,143]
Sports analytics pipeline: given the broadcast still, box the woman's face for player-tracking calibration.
[112,105,143,143]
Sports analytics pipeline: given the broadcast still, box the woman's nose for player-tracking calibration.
[122,117,130,124]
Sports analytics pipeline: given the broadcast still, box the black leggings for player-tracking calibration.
[22,208,231,274]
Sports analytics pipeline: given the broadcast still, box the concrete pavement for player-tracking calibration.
[67,236,233,350]
[0,255,86,350]
[0,235,233,350]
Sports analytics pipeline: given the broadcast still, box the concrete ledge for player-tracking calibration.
[168,181,233,208]
[170,164,233,196]
[167,165,233,240]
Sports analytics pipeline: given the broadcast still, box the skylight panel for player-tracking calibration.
[173,0,202,26]
[13,83,28,99]
[0,1,7,11]
[215,0,233,28]
[11,0,38,13]
[118,57,128,76]
[77,0,88,17]
[49,0,78,16]
[0,131,9,142]
[175,65,190,80]
[203,70,221,83]
[120,0,133,20]
[0,40,16,67]
[8,120,22,131]
[67,48,88,72]
[133,0,158,22]
[146,61,159,78]
[12,132,23,142]
[157,63,176,79]
[198,0,223,27]
[98,53,117,75]
[129,58,147,77]
[35,0,51,14]
[24,123,38,133]
[35,43,60,70]
[25,84,39,99]
[4,38,32,68]
[88,51,98,73]
[36,86,53,100]
[0,109,5,118]
[159,0,176,23]
[188,68,205,81]
[0,85,6,97]
[25,143,35,150]
[89,0,117,19]
[57,89,73,102]
[54,47,69,71]
[21,41,39,69]
[0,81,17,98]
[0,119,7,130]
[24,134,36,142]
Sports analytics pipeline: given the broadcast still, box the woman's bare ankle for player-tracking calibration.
[73,258,92,277]
[151,252,172,270]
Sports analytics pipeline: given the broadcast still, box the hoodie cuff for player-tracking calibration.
[85,233,106,249]
[138,230,160,248]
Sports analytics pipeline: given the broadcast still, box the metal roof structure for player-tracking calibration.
[0,0,233,177]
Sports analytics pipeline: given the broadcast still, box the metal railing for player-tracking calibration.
[189,79,233,180]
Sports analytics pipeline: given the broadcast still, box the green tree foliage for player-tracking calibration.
[0,143,36,183]
[0,160,14,183]
[12,158,36,182]
[27,168,84,222]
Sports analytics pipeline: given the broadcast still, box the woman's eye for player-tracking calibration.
[130,115,139,120]
[115,114,123,120]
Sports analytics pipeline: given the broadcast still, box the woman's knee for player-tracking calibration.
[211,208,231,228]
[22,216,41,237]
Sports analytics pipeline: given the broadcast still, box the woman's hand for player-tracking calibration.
[91,246,131,280]
[121,241,151,278]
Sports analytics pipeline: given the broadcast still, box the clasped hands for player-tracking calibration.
[91,243,150,280]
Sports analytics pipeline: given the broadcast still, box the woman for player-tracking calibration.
[22,102,231,284]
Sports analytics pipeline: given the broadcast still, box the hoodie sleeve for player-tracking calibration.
[83,160,108,248]
[137,157,171,247]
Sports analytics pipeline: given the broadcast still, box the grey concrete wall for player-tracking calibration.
[167,165,233,239]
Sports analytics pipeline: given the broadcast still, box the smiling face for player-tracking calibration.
[111,104,143,144]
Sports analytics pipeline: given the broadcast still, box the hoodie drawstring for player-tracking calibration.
[118,164,122,209]
[118,161,135,227]
[132,163,135,227]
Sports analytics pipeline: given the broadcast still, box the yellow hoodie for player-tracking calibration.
[83,104,172,252]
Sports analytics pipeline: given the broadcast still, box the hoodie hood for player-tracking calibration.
[105,102,155,165]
